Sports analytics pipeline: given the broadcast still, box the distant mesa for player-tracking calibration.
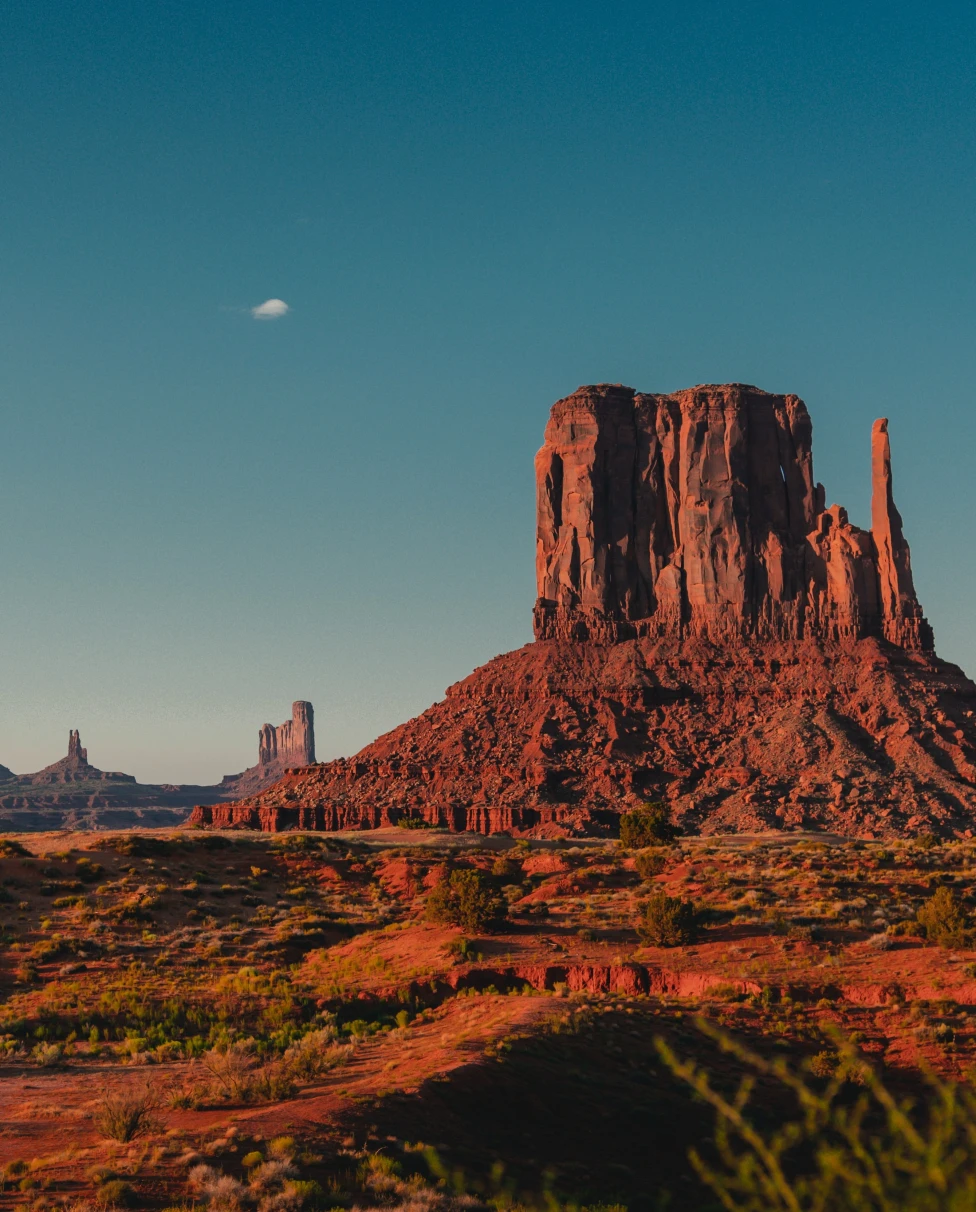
[0,702,315,831]
[192,382,976,840]
[21,729,136,786]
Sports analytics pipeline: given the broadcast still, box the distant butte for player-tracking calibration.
[219,701,316,797]
[0,704,315,831]
[191,384,976,839]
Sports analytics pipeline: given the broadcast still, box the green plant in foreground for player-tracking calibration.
[658,1018,976,1211]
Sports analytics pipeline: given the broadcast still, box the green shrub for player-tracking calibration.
[491,855,522,880]
[76,858,105,882]
[634,848,668,880]
[90,834,172,857]
[619,803,680,848]
[636,891,699,947]
[95,1179,137,1207]
[917,886,969,947]
[425,870,506,932]
[285,1179,323,1208]
[446,935,480,961]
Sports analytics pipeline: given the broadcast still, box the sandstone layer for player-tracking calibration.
[192,383,972,839]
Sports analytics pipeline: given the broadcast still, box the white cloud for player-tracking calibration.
[250,298,290,320]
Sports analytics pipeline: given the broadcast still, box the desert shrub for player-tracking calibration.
[95,1179,138,1207]
[282,1027,347,1081]
[199,1040,259,1101]
[0,839,31,857]
[916,886,970,947]
[619,802,680,848]
[76,857,105,882]
[660,1019,976,1211]
[91,834,173,857]
[250,1062,298,1103]
[268,1136,297,1160]
[31,1041,63,1066]
[889,918,926,939]
[396,815,439,830]
[95,1087,159,1142]
[270,834,315,852]
[634,848,668,880]
[491,855,522,880]
[636,891,699,947]
[446,935,480,961]
[189,1164,247,1209]
[425,870,506,932]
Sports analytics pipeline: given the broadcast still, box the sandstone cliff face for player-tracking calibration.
[533,384,932,650]
[194,383,968,840]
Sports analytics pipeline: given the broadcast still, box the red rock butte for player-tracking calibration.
[191,383,976,839]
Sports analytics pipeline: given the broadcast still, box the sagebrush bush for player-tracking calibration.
[425,869,506,932]
[636,891,699,947]
[619,803,680,848]
[94,1087,158,1142]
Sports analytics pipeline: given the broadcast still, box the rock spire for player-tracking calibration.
[67,730,88,766]
[533,383,932,649]
[258,701,315,769]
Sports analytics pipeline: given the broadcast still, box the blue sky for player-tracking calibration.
[2,1,975,783]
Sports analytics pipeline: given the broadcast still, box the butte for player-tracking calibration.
[191,383,976,839]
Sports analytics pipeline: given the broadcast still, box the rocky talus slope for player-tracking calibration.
[192,384,976,838]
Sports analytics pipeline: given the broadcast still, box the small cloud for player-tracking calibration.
[251,298,290,320]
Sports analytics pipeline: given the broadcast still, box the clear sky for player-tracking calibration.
[2,1,975,784]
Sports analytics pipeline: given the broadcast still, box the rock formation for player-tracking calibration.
[191,384,976,839]
[24,730,135,786]
[533,384,932,649]
[219,702,316,796]
[258,702,315,768]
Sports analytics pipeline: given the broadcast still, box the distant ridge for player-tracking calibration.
[0,703,315,831]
